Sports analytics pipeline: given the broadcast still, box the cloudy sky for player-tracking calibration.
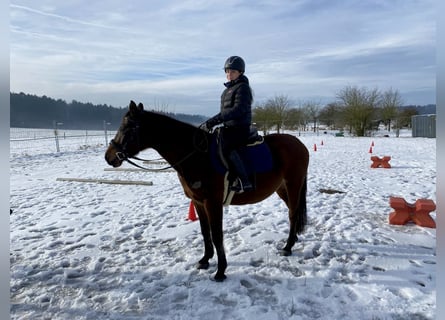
[10,0,435,116]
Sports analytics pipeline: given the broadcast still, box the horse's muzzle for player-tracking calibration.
[105,147,123,167]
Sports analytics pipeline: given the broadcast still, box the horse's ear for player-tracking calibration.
[129,100,143,116]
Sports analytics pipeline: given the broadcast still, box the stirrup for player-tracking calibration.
[242,182,254,192]
[230,178,253,193]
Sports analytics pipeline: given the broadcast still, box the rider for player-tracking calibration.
[205,56,254,193]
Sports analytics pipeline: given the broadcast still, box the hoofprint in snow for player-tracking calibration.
[10,131,436,320]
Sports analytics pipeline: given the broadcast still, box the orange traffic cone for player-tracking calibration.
[321,140,324,146]
[371,141,374,147]
[313,144,317,151]
[188,201,198,221]
[369,146,373,153]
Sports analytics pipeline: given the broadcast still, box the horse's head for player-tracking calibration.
[105,100,145,167]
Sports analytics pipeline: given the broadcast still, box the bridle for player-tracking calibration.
[109,118,209,172]
[109,139,171,171]
[110,138,202,171]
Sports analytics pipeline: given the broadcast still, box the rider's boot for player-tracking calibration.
[228,150,253,193]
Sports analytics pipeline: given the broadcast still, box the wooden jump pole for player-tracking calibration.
[56,177,153,186]
[103,167,174,172]
[104,168,148,172]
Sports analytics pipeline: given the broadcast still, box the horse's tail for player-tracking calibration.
[296,176,307,234]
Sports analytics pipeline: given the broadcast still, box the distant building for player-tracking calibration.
[411,114,436,138]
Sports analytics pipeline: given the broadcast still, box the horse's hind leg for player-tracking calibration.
[276,177,307,256]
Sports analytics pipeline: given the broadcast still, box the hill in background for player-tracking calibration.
[10,92,208,130]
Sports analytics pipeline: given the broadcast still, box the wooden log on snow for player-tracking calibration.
[103,167,174,172]
[56,177,153,186]
[104,168,148,172]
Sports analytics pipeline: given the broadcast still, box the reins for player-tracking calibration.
[110,123,209,172]
[111,139,187,171]
[119,153,176,171]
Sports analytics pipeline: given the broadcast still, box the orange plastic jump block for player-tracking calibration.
[389,197,436,228]
[371,156,391,168]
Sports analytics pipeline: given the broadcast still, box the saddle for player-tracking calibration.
[212,127,272,172]
[210,127,273,205]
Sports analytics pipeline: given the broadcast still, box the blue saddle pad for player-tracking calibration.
[209,135,274,174]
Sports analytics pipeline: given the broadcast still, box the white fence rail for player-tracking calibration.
[10,127,117,157]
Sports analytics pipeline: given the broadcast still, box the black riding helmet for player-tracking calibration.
[224,56,245,73]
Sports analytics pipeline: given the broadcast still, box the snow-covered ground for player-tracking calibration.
[10,129,436,320]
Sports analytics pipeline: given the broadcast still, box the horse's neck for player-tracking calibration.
[141,113,196,166]
[153,142,192,167]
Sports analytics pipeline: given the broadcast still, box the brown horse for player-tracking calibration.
[105,101,309,281]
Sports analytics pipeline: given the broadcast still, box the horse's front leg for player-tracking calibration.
[205,201,227,282]
[194,202,214,270]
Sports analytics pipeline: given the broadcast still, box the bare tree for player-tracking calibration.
[300,100,321,133]
[336,85,380,136]
[283,107,305,131]
[264,95,292,133]
[318,102,344,129]
[151,98,172,114]
[380,88,403,133]
[252,103,274,135]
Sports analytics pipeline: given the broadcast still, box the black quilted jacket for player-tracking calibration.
[209,75,253,127]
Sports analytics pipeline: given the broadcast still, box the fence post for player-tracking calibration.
[53,120,60,152]
[103,120,111,146]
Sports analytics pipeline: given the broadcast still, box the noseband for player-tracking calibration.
[109,138,137,162]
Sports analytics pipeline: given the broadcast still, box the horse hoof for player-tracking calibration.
[213,273,227,282]
[196,262,209,270]
[280,249,292,256]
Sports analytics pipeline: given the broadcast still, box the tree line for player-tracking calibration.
[252,85,435,137]
[10,92,207,130]
[11,88,434,136]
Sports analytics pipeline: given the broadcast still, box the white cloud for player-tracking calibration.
[10,1,436,116]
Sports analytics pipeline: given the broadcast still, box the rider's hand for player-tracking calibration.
[205,116,221,131]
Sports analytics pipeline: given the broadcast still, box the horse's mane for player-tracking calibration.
[143,109,201,132]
